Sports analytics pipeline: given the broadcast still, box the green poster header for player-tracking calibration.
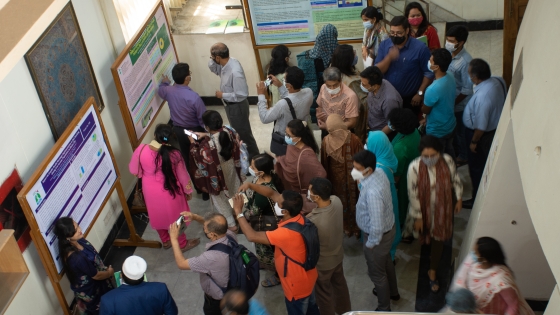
[129,17,158,65]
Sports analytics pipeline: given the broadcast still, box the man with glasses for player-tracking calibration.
[208,42,259,157]
[375,16,434,116]
[159,62,208,198]
[359,66,402,138]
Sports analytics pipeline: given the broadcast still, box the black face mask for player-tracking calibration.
[390,35,406,45]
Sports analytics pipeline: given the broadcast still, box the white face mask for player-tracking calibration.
[363,21,373,29]
[351,167,369,181]
[274,203,285,216]
[360,83,370,93]
[326,86,341,95]
[445,41,457,53]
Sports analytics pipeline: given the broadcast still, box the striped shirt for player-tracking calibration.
[356,169,394,248]
[188,230,237,299]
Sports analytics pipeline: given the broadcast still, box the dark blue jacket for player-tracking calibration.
[99,282,178,315]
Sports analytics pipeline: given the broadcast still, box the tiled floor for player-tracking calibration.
[172,0,245,34]
[129,30,507,314]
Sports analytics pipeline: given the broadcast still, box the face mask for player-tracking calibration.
[283,79,287,88]
[351,167,369,181]
[248,167,257,177]
[390,35,406,45]
[408,16,423,26]
[388,121,395,131]
[352,54,358,66]
[363,21,373,29]
[274,203,284,216]
[307,190,315,202]
[445,41,457,53]
[360,83,370,93]
[421,155,439,167]
[427,60,434,72]
[326,86,341,95]
[470,251,478,262]
[363,143,367,150]
[285,135,298,146]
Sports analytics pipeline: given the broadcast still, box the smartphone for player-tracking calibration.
[264,78,272,87]
[228,193,249,208]
[184,129,198,140]
[176,215,187,234]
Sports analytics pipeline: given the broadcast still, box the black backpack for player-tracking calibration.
[208,235,260,299]
[279,217,320,277]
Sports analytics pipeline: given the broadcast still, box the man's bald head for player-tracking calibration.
[210,42,229,59]
[204,212,228,236]
[220,289,249,315]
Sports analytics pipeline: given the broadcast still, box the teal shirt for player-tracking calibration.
[424,73,456,137]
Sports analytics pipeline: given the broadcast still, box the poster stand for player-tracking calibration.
[111,0,179,150]
[241,0,373,81]
[17,97,160,315]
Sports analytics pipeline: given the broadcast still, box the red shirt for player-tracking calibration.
[266,215,318,300]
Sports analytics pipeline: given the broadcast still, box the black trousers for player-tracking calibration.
[464,128,496,200]
[203,294,222,315]
[402,94,422,118]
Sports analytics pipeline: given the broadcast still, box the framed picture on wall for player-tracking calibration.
[0,169,31,252]
[25,2,104,141]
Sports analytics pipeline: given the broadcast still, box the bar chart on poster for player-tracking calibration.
[111,2,178,148]
[247,0,368,46]
[23,105,117,272]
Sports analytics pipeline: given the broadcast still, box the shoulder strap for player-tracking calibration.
[296,148,312,193]
[283,98,297,120]
[208,243,232,254]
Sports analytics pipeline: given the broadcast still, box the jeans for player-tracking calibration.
[453,111,468,161]
[363,225,399,311]
[284,292,320,315]
[224,99,259,157]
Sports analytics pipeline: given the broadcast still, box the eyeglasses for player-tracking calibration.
[389,31,406,37]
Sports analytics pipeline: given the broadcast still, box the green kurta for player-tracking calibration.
[391,130,421,227]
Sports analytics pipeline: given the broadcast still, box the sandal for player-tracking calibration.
[180,238,200,252]
[429,279,440,293]
[261,276,281,287]
[162,241,171,249]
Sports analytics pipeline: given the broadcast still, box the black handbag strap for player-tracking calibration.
[284,97,297,120]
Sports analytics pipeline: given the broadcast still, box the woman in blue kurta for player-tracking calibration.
[366,131,402,260]
[54,217,114,314]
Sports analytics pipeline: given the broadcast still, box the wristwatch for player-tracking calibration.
[236,213,245,219]
[417,90,423,96]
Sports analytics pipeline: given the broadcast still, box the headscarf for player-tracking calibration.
[309,24,339,68]
[323,114,350,163]
[366,131,398,173]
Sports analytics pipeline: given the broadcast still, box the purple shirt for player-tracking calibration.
[158,83,205,128]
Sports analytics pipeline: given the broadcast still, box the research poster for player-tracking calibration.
[25,105,117,272]
[248,0,367,45]
[115,6,177,140]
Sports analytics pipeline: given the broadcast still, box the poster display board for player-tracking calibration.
[111,1,178,148]
[247,0,368,46]
[23,105,116,272]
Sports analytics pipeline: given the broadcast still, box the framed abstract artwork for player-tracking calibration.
[25,2,104,141]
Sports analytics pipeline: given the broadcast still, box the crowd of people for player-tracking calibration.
[53,4,533,315]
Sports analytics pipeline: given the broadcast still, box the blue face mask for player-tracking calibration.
[363,21,373,29]
[352,54,358,66]
[285,135,298,146]
[248,167,257,177]
[388,121,395,131]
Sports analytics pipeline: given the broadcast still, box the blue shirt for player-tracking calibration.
[375,37,434,97]
[249,299,270,315]
[99,282,177,315]
[463,77,507,131]
[158,83,206,128]
[447,48,473,112]
[424,73,457,138]
[355,169,394,248]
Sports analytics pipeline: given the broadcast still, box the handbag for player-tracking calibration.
[131,145,147,209]
[296,148,316,214]
[270,97,297,156]
[249,188,279,232]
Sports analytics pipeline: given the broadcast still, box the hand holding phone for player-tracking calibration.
[176,215,187,234]
[229,192,248,208]
[264,78,272,87]
[184,129,198,140]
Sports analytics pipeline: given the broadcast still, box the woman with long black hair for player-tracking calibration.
[54,217,114,314]
[129,124,199,252]
[188,110,244,231]
[275,119,326,213]
[266,45,291,106]
[405,1,441,51]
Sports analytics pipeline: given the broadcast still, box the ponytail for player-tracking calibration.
[287,119,319,154]
[218,130,234,161]
[154,124,181,198]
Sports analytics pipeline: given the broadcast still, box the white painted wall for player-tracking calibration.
[2,0,168,313]
[430,0,504,21]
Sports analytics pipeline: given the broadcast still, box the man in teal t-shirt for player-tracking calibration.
[422,48,457,159]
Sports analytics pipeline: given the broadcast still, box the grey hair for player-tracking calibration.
[445,289,478,313]
[323,67,342,82]
[204,212,228,235]
[211,43,229,58]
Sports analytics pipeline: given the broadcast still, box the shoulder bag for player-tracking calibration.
[297,148,316,214]
[249,186,279,232]
[132,145,147,208]
[270,97,297,156]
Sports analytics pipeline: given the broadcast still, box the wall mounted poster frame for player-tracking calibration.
[25,2,104,141]
[17,97,160,315]
[242,0,372,80]
[111,1,179,149]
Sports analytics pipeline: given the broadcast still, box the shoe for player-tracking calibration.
[202,192,210,201]
[372,288,400,301]
[180,238,200,252]
[462,199,474,209]
[162,241,171,249]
